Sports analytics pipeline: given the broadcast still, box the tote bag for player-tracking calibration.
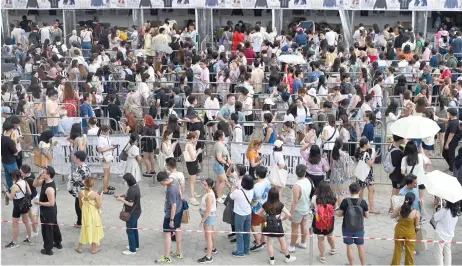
[268,154,288,187]
[354,153,370,182]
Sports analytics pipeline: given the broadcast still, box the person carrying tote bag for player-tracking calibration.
[268,140,288,198]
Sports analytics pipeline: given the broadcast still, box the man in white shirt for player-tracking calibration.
[199,61,209,93]
[325,28,338,47]
[369,77,383,108]
[230,113,243,143]
[40,22,51,44]
[68,30,81,44]
[251,25,263,54]
[51,36,68,58]
[250,61,265,94]
[10,24,26,47]
[353,26,367,44]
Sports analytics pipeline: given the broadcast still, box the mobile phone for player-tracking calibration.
[98,187,104,194]
[113,195,118,198]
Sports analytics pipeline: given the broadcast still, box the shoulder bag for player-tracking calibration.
[354,152,371,182]
[268,153,288,188]
[119,142,131,162]
[176,180,190,224]
[119,203,137,222]
[321,127,337,151]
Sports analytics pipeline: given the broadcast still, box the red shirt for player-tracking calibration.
[232,32,244,51]
[244,48,256,65]
[440,69,452,85]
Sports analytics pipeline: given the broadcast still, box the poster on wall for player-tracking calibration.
[237,0,279,8]
[1,0,13,8]
[288,0,313,9]
[61,0,77,8]
[441,0,461,9]
[343,0,359,8]
[361,0,403,10]
[127,0,163,8]
[110,0,127,7]
[12,0,61,9]
[171,0,195,8]
[78,0,111,8]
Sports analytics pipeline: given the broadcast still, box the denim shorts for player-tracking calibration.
[201,214,217,226]
[342,227,365,245]
[213,161,225,175]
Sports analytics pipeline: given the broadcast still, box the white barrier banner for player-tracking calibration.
[230,143,305,185]
[51,136,130,176]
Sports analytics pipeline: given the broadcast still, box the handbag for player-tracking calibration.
[100,137,115,162]
[178,180,190,224]
[119,204,136,222]
[354,152,370,182]
[222,193,235,225]
[33,149,52,168]
[119,143,131,161]
[268,154,288,188]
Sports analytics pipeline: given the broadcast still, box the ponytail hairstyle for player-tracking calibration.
[332,138,343,161]
[97,125,110,137]
[400,192,416,218]
[354,137,369,161]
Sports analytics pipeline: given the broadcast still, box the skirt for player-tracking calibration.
[186,160,199,175]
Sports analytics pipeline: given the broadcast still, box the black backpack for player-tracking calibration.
[16,182,32,214]
[344,198,364,231]
[124,69,135,82]
[263,213,284,235]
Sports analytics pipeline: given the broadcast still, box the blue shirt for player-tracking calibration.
[80,102,95,128]
[429,56,439,68]
[399,186,420,211]
[307,71,323,84]
[294,33,308,46]
[421,73,432,85]
[452,38,462,54]
[252,179,272,214]
[362,123,374,142]
[293,79,303,94]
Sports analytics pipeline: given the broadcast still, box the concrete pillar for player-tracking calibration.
[196,8,213,50]
[414,11,428,38]
[272,9,283,34]
[62,10,75,45]
[338,9,352,50]
[1,10,9,41]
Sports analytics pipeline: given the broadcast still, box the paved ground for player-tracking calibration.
[2,156,462,265]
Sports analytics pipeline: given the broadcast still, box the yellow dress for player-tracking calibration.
[79,191,104,245]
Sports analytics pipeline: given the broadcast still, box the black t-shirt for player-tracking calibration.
[444,119,460,148]
[389,145,404,183]
[19,20,32,32]
[1,135,17,164]
[339,197,369,228]
[24,173,37,198]
[125,184,141,216]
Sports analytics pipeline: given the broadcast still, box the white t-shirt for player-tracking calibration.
[434,208,459,242]
[325,31,337,46]
[401,153,429,185]
[231,188,254,216]
[232,125,243,143]
[295,107,308,124]
[322,125,339,150]
[273,151,285,166]
[87,127,99,135]
[97,135,112,159]
[251,32,263,53]
[169,171,185,186]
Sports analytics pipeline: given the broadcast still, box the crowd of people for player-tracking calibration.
[1,14,462,265]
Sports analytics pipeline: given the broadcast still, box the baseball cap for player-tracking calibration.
[1,106,11,114]
[274,140,284,148]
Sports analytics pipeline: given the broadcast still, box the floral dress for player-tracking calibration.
[329,151,355,197]
[358,151,374,187]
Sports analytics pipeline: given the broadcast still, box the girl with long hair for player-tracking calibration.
[141,115,157,177]
[125,133,142,182]
[330,139,355,207]
[97,126,116,195]
[257,187,296,264]
[197,178,218,263]
[401,140,431,215]
[184,132,203,206]
[354,137,379,214]
[433,200,460,265]
[60,81,79,117]
[247,139,263,179]
[311,181,337,263]
[391,192,420,265]
[300,144,330,189]
[213,130,232,202]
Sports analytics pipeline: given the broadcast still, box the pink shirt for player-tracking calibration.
[300,149,330,175]
[46,98,60,126]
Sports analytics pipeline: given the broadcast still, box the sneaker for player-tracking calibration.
[232,251,245,258]
[53,243,63,249]
[287,246,296,253]
[250,243,266,252]
[126,246,139,251]
[285,256,297,263]
[190,198,200,206]
[204,248,218,254]
[32,231,39,238]
[123,250,136,255]
[421,218,428,224]
[194,193,202,198]
[217,198,225,204]
[197,255,213,263]
[171,251,183,259]
[23,238,35,246]
[227,233,236,239]
[40,249,53,255]
[5,241,19,249]
[269,258,275,265]
[155,256,172,263]
[295,243,307,249]
[230,238,236,243]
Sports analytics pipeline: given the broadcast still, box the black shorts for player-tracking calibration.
[312,217,334,236]
[12,198,24,218]
[418,184,426,190]
[163,210,183,232]
[186,161,199,175]
[392,181,404,189]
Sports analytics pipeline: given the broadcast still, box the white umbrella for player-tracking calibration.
[278,54,306,65]
[421,170,462,203]
[152,43,173,54]
[390,116,440,139]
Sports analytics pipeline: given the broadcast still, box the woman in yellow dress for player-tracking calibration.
[75,177,104,254]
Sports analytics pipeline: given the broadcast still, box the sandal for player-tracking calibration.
[389,208,393,214]
[91,248,100,254]
[75,248,82,254]
[330,249,338,255]
[107,186,116,191]
[318,256,326,263]
[103,190,114,195]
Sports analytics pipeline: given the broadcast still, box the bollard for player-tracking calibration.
[309,227,314,265]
